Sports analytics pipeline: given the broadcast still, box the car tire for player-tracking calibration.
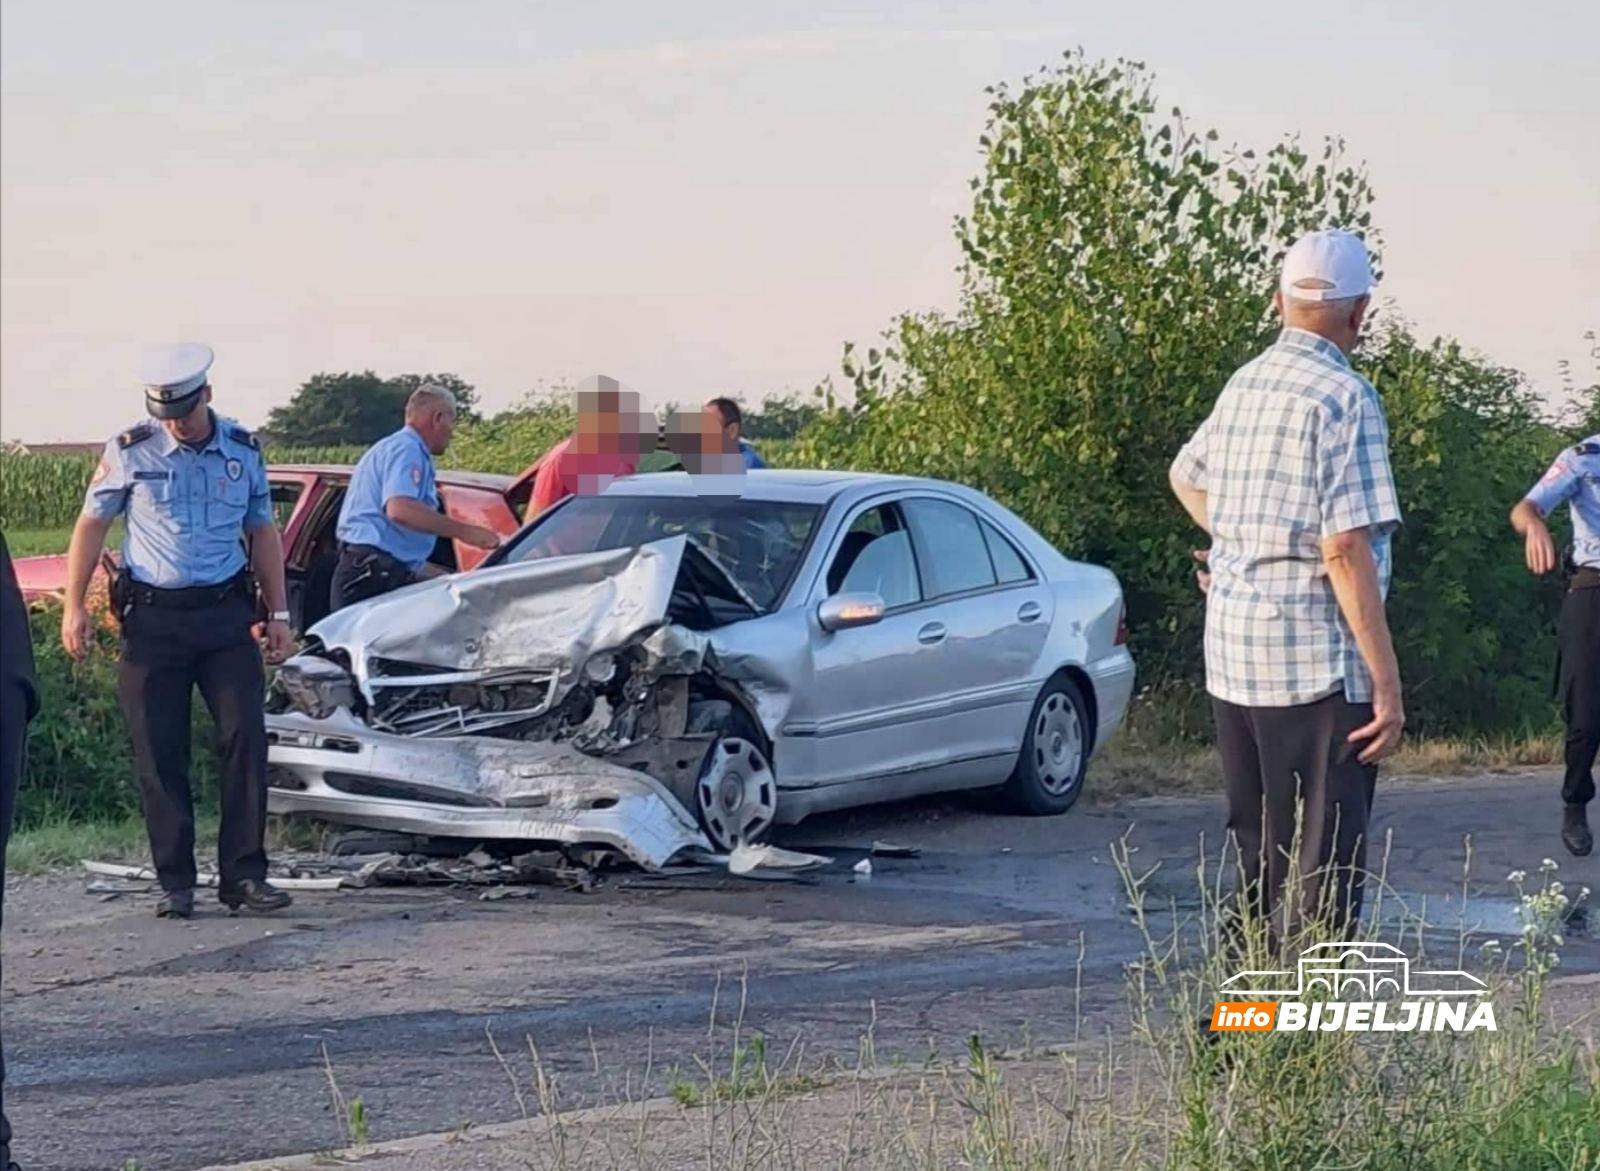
[694,736,778,852]
[1001,672,1091,815]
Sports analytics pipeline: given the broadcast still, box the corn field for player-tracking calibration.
[0,451,99,528]
[0,444,368,529]
[0,431,805,532]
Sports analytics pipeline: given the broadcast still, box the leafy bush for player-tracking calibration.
[789,53,1574,735]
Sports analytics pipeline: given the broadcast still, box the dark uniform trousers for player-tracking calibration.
[329,543,418,612]
[1559,573,1600,807]
[119,590,269,892]
[1212,692,1379,940]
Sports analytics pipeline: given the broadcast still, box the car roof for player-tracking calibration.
[598,468,938,505]
[269,464,514,491]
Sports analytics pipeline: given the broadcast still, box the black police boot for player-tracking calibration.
[218,878,293,913]
[1562,805,1593,857]
[156,888,195,919]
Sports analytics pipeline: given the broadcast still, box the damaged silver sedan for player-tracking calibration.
[266,472,1136,868]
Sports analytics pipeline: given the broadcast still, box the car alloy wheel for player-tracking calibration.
[695,737,777,852]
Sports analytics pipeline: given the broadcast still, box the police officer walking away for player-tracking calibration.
[61,343,295,917]
[1510,433,1600,856]
[329,383,499,611]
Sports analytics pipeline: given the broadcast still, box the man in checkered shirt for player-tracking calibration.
[1169,229,1403,935]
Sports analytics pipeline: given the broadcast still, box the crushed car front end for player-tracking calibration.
[265,535,786,866]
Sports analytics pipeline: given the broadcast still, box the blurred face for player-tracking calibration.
[575,389,653,454]
[162,387,214,443]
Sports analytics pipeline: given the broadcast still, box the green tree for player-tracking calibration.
[265,371,480,446]
[790,52,1563,733]
[794,52,1376,684]
[742,392,827,440]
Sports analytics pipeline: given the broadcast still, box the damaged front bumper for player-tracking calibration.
[266,710,711,870]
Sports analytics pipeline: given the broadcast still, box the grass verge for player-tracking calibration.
[1095,682,1563,801]
[5,812,186,875]
[4,526,75,557]
[439,843,1596,1171]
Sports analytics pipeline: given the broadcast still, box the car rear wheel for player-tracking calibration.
[695,737,777,852]
[1001,673,1090,815]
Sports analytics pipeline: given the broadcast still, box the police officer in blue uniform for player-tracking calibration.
[62,343,295,917]
[329,383,499,611]
[1511,432,1600,856]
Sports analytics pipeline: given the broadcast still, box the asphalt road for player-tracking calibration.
[5,771,1597,1171]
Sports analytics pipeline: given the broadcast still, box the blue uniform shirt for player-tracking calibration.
[738,439,765,469]
[335,425,440,570]
[1525,434,1600,570]
[82,413,272,588]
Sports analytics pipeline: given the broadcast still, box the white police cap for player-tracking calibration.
[139,342,214,419]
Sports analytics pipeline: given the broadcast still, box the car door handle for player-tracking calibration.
[1017,601,1043,623]
[917,622,947,645]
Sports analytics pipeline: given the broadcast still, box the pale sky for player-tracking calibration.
[2,1,1596,442]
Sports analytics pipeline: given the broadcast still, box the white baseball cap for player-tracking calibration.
[1280,229,1374,302]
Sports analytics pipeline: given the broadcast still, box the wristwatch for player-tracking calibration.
[269,610,291,623]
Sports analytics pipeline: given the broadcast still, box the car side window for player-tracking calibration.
[828,503,921,609]
[903,498,997,598]
[981,519,1033,584]
[270,482,304,532]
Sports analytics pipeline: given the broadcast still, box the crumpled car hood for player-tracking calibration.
[308,537,690,698]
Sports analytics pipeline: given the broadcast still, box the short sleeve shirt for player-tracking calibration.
[528,436,641,516]
[1171,328,1403,707]
[335,426,440,570]
[82,413,272,588]
[1523,435,1600,570]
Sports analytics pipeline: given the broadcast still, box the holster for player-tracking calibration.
[109,566,133,629]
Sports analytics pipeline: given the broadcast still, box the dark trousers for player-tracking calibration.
[1558,584,1600,807]
[330,544,417,612]
[119,595,269,891]
[1213,692,1379,939]
[1,681,24,1165]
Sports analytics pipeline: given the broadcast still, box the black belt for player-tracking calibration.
[1571,567,1600,591]
[340,542,397,560]
[128,572,250,610]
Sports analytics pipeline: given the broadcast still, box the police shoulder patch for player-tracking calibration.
[225,424,261,451]
[117,422,154,450]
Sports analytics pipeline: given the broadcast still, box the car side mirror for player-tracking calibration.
[818,592,886,632]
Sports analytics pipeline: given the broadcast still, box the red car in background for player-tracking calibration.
[14,462,539,633]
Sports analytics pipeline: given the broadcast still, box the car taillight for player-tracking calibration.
[1114,604,1129,646]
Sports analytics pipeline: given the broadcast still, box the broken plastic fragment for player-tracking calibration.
[870,840,921,858]
[727,842,831,879]
[853,858,873,877]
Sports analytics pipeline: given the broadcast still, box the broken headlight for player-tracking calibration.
[583,651,619,685]
[276,655,358,720]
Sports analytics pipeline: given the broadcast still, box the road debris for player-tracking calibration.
[870,840,921,858]
[727,842,831,879]
[81,861,344,891]
[853,858,873,878]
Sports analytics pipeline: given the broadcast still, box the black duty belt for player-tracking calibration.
[1571,567,1600,591]
[128,572,251,610]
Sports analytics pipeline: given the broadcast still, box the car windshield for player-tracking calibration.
[501,495,821,612]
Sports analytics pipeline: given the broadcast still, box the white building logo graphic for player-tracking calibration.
[1212,941,1495,1034]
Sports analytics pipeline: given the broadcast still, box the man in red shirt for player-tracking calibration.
[529,376,655,516]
